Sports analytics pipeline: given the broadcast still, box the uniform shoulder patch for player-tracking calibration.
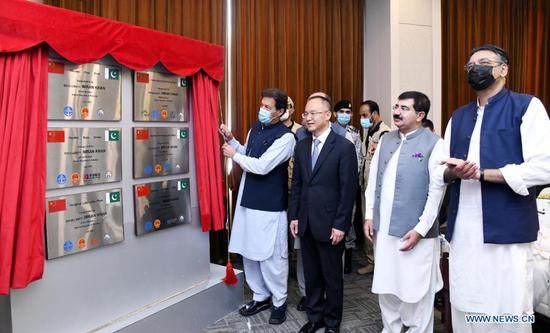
[346,125,359,134]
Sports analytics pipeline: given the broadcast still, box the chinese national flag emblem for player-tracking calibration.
[136,129,149,140]
[136,185,151,197]
[136,72,150,83]
[47,130,65,143]
[48,199,66,213]
[48,60,65,74]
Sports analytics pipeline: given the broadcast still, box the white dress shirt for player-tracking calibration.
[311,125,332,156]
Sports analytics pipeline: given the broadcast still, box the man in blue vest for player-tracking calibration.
[220,88,296,325]
[364,91,446,333]
[441,44,550,332]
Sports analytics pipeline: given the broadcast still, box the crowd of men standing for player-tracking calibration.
[219,44,550,333]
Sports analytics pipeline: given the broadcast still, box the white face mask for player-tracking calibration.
[280,110,290,122]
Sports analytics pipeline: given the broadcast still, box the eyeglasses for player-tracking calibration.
[464,60,504,72]
[392,104,413,112]
[301,111,327,118]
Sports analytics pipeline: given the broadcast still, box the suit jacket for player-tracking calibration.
[289,129,358,242]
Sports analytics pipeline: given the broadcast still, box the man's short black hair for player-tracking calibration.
[470,44,509,65]
[398,91,430,118]
[307,94,332,110]
[361,100,380,115]
[422,118,434,131]
[262,88,288,110]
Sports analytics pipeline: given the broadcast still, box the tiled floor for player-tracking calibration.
[205,246,445,333]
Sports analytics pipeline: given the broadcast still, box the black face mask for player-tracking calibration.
[467,64,496,91]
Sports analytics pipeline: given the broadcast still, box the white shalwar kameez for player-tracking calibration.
[365,131,446,333]
[228,132,295,307]
[443,97,550,333]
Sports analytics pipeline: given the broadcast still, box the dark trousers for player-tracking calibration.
[301,225,345,328]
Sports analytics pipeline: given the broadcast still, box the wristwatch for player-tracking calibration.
[479,168,485,182]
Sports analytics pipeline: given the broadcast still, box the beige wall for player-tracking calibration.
[364,0,442,135]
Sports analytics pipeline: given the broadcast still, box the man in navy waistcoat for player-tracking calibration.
[221,88,296,325]
[440,44,550,332]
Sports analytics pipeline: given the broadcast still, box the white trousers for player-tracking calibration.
[451,306,532,333]
[379,292,435,333]
[243,220,288,307]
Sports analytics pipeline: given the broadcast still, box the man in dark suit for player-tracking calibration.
[289,94,358,333]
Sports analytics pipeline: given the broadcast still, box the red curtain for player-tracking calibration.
[0,45,48,295]
[0,0,224,82]
[192,71,225,231]
[0,0,226,294]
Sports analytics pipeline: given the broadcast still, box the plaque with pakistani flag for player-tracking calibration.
[133,127,190,179]
[45,188,124,259]
[46,127,122,189]
[133,179,191,236]
[133,70,189,122]
[48,59,121,121]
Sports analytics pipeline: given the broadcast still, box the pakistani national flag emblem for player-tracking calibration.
[105,129,120,141]
[177,77,187,87]
[105,68,120,80]
[178,179,189,191]
[178,128,188,139]
[106,191,121,203]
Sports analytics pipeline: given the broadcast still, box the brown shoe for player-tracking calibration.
[357,263,374,275]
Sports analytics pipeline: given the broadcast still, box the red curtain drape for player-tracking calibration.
[0,0,226,294]
[0,0,224,82]
[192,71,225,231]
[0,45,48,295]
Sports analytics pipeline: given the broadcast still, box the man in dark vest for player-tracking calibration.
[220,88,296,325]
[441,44,550,332]
[289,94,358,333]
[364,91,446,332]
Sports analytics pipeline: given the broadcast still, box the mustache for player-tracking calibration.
[393,114,402,120]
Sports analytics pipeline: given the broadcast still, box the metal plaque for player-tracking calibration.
[45,188,124,259]
[48,59,121,121]
[133,179,191,235]
[133,127,189,179]
[133,70,189,122]
[47,127,122,189]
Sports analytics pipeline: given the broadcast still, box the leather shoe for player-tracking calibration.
[238,298,271,317]
[268,303,287,324]
[298,320,326,333]
[325,327,340,333]
[357,263,374,275]
[296,296,307,311]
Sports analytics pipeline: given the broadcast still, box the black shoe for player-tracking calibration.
[325,327,339,333]
[238,298,271,316]
[344,248,352,274]
[296,296,307,311]
[299,320,326,333]
[268,303,287,324]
